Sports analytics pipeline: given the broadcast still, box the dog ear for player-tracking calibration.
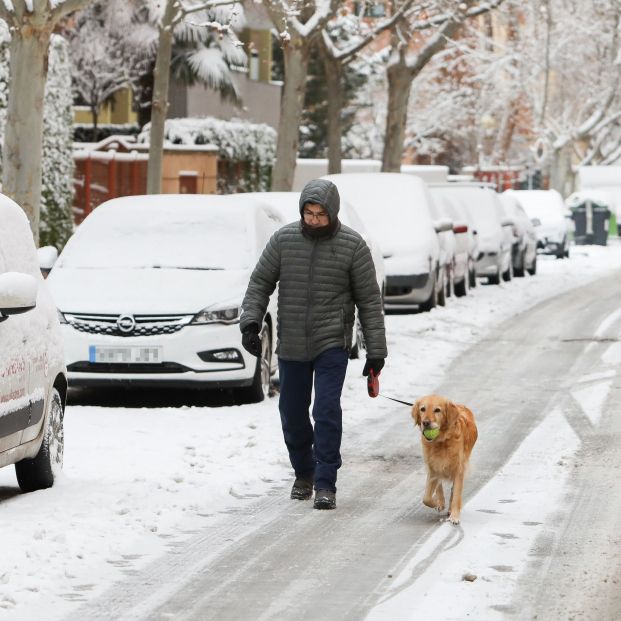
[412,401,421,426]
[446,401,460,427]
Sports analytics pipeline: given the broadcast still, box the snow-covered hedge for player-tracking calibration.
[0,27,74,249]
[139,117,276,193]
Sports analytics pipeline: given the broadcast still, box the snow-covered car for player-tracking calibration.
[438,185,512,285]
[499,192,537,276]
[429,186,474,296]
[46,194,284,402]
[0,195,67,492]
[505,189,573,259]
[252,191,386,358]
[429,187,477,295]
[323,173,443,311]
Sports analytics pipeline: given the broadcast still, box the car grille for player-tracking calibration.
[64,313,193,337]
[68,361,190,374]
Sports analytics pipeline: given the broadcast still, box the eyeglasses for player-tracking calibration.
[303,209,329,221]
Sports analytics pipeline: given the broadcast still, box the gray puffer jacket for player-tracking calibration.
[241,179,387,362]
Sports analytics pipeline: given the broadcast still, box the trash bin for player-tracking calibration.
[568,197,611,246]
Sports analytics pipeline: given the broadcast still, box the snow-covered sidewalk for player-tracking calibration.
[0,244,620,619]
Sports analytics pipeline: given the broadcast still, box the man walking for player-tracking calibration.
[240,179,386,510]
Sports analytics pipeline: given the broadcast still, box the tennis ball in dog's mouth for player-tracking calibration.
[423,428,440,441]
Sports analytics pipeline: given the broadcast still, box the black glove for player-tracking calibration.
[242,323,262,357]
[362,358,385,377]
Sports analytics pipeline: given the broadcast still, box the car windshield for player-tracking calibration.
[59,203,253,271]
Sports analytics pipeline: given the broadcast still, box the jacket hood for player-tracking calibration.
[299,179,340,221]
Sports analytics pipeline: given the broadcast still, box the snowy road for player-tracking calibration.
[1,247,620,620]
[66,262,621,620]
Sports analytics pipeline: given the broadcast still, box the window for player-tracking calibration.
[353,1,387,18]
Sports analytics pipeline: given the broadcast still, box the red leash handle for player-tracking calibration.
[367,369,380,398]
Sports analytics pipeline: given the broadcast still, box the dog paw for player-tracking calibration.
[447,513,460,525]
[435,504,445,513]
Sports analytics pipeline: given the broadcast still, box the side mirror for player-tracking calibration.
[0,272,38,322]
[38,245,58,278]
[531,217,541,227]
[453,223,468,234]
[434,218,454,233]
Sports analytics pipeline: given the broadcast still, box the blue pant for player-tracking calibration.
[278,348,349,493]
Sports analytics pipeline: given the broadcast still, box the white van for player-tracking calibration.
[0,195,67,491]
[323,173,445,311]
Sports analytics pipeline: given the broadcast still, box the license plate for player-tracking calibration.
[89,346,162,364]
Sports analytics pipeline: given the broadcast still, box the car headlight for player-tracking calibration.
[190,306,240,325]
[57,309,67,324]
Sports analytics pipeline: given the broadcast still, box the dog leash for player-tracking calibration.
[367,370,414,406]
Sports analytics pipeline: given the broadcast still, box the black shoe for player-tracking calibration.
[290,477,313,500]
[313,489,336,510]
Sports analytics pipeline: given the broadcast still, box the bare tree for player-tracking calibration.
[263,0,340,191]
[381,0,505,172]
[145,0,242,194]
[67,4,134,141]
[319,0,416,173]
[0,0,94,243]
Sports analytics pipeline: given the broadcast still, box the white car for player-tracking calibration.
[505,189,573,259]
[499,192,538,276]
[253,191,387,357]
[437,185,513,285]
[46,194,284,402]
[429,187,474,296]
[323,173,443,311]
[0,195,66,491]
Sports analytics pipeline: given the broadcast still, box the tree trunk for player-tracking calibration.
[271,41,309,191]
[322,48,343,175]
[382,60,412,172]
[2,28,51,244]
[550,144,574,197]
[147,0,175,195]
[91,106,99,142]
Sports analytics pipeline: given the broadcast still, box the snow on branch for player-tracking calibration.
[265,0,340,43]
[323,0,419,63]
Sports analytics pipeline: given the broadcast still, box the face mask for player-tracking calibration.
[301,218,338,239]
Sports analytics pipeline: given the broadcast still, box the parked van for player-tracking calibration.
[0,195,67,491]
[323,173,444,311]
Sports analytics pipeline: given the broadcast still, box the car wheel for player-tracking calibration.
[454,275,468,297]
[527,257,537,275]
[240,322,272,403]
[438,271,447,307]
[514,250,526,277]
[15,388,64,492]
[418,275,437,312]
[564,246,570,258]
[468,260,477,288]
[446,269,454,299]
[502,261,513,282]
[488,268,501,285]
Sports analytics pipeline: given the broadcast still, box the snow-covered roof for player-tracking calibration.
[293,159,382,191]
[322,173,437,254]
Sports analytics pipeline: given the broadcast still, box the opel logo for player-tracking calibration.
[117,314,136,333]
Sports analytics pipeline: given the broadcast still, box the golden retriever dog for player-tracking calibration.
[412,395,478,525]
